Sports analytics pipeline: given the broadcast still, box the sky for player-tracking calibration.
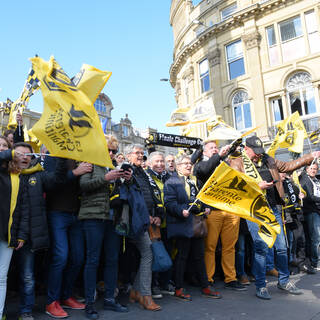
[0,1,179,134]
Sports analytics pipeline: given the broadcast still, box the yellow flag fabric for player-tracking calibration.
[8,69,40,128]
[267,111,307,157]
[197,162,280,247]
[206,117,241,141]
[309,128,320,145]
[30,56,113,168]
[166,107,190,127]
[71,64,112,103]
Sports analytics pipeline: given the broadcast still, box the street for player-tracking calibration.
[6,271,320,320]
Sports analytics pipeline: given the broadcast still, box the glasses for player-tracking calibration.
[109,149,118,154]
[179,162,192,166]
[132,151,144,156]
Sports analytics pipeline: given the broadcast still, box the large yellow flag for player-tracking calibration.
[30,56,113,168]
[197,162,280,247]
[267,111,307,157]
[7,69,40,128]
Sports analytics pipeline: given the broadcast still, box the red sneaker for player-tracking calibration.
[174,288,192,301]
[202,287,222,299]
[46,301,68,318]
[61,297,85,310]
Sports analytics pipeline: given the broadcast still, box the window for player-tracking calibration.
[270,98,284,122]
[94,98,106,114]
[221,3,237,21]
[286,72,316,117]
[305,11,320,53]
[199,59,210,93]
[266,25,280,66]
[226,40,245,80]
[232,90,252,131]
[279,16,305,62]
[122,126,129,137]
[279,16,302,42]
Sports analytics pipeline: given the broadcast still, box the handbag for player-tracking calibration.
[193,213,208,238]
[149,225,161,241]
[151,239,172,272]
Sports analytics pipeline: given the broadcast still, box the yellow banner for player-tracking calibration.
[8,69,40,128]
[267,111,307,157]
[30,56,113,168]
[197,162,280,247]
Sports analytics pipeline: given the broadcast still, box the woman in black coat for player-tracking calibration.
[164,155,221,301]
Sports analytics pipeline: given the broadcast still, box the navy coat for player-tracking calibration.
[163,172,194,239]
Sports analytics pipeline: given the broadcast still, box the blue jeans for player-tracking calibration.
[47,211,85,304]
[236,233,246,277]
[246,206,289,289]
[305,212,320,267]
[0,240,13,319]
[17,245,35,314]
[82,219,121,303]
[266,247,275,271]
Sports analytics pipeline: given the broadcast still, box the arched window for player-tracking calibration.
[286,72,316,116]
[232,90,252,131]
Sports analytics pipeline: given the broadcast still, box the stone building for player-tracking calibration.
[169,0,320,155]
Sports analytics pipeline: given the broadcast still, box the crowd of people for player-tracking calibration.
[0,120,320,320]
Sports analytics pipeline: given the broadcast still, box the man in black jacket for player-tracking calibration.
[193,140,246,291]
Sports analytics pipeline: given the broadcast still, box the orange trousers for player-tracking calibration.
[204,210,240,283]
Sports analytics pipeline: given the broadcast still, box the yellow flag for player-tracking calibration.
[71,64,112,103]
[166,107,190,127]
[197,162,280,247]
[292,171,306,197]
[8,69,40,128]
[267,111,307,157]
[30,56,113,168]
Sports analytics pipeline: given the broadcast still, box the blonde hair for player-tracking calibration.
[105,134,118,149]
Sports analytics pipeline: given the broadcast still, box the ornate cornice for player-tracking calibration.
[242,31,262,49]
[208,48,221,67]
[182,65,194,81]
[169,0,302,87]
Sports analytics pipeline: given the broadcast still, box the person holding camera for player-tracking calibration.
[79,135,131,319]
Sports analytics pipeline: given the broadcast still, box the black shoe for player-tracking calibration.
[103,298,128,313]
[224,281,247,291]
[152,286,163,299]
[300,264,317,274]
[85,303,99,320]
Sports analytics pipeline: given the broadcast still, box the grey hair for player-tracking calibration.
[175,154,191,165]
[124,144,144,156]
[149,151,165,163]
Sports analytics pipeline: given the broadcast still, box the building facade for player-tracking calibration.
[169,0,320,154]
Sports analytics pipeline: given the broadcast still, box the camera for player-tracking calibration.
[120,162,132,172]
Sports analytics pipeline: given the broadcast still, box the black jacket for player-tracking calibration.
[193,154,222,188]
[20,159,68,251]
[44,156,80,213]
[0,150,29,248]
[299,171,320,213]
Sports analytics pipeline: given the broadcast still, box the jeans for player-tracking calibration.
[47,211,85,304]
[266,247,275,271]
[0,240,13,319]
[305,213,320,267]
[17,245,35,314]
[236,233,246,277]
[247,206,289,289]
[82,219,121,303]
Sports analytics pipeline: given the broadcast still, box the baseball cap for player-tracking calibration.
[245,136,265,154]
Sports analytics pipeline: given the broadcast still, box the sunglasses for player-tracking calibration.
[109,149,118,154]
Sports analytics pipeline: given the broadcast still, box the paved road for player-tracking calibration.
[5,272,320,320]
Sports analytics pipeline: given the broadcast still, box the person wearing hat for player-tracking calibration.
[228,135,320,300]
[193,140,247,291]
